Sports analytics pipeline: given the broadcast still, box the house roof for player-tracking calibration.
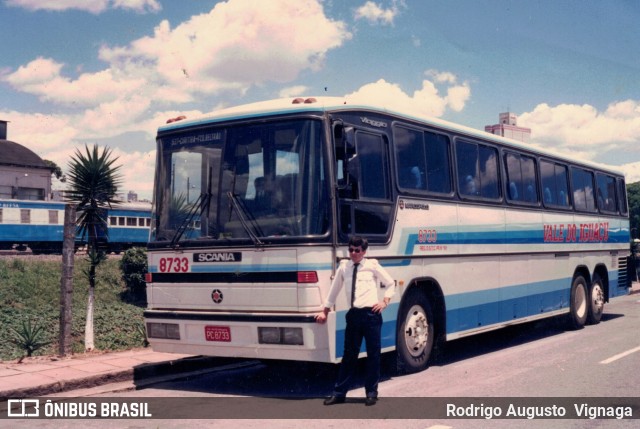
[0,139,51,169]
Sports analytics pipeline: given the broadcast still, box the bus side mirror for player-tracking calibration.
[334,124,356,190]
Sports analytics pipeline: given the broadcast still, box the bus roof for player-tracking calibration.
[159,96,624,177]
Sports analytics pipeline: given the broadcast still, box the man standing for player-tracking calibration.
[315,236,396,406]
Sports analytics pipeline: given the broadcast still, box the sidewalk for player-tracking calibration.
[0,348,221,401]
[2,282,639,401]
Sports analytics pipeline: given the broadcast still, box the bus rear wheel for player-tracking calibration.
[396,290,434,374]
[568,275,588,330]
[587,274,605,325]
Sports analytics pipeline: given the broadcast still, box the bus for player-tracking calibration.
[144,97,630,373]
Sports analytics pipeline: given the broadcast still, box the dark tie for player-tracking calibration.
[350,263,359,307]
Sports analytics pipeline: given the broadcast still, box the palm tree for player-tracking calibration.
[66,144,122,351]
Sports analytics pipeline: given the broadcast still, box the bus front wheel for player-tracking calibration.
[568,275,588,330]
[396,290,434,374]
[587,274,605,325]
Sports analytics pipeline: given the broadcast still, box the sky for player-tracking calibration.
[1,0,640,200]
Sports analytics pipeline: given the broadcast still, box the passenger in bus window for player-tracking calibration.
[509,182,519,200]
[410,166,423,189]
[316,235,396,406]
[463,175,477,195]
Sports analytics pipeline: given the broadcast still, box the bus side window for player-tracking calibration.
[505,152,538,204]
[540,160,570,208]
[456,139,499,199]
[394,126,426,191]
[571,167,596,212]
[393,125,451,194]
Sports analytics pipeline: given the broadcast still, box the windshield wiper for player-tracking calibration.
[170,167,215,247]
[227,191,264,247]
[170,191,211,247]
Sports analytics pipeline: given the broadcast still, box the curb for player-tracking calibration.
[1,370,134,400]
[0,355,223,400]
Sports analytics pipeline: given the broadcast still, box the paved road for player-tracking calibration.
[3,293,639,429]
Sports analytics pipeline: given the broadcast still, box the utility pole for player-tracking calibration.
[59,204,76,356]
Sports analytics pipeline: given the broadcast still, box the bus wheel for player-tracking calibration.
[396,290,434,374]
[568,275,588,330]
[587,274,605,325]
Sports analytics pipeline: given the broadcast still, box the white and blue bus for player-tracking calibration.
[144,97,630,373]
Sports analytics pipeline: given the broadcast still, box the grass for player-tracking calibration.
[0,256,146,361]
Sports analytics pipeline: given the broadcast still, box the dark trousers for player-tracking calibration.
[333,307,383,398]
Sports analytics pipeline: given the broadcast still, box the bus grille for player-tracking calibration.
[618,256,630,288]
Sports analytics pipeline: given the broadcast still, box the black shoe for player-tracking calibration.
[323,396,345,406]
[365,396,378,406]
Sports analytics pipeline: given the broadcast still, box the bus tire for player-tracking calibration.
[396,289,434,374]
[568,274,588,330]
[587,273,605,325]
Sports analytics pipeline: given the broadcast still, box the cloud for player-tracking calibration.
[4,0,161,13]
[99,0,351,101]
[620,162,640,184]
[4,57,146,107]
[519,101,640,153]
[279,86,310,98]
[5,0,351,112]
[345,71,471,117]
[112,148,157,197]
[354,1,404,26]
[3,0,350,131]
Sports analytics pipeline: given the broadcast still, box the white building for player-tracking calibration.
[0,120,54,200]
[485,112,531,143]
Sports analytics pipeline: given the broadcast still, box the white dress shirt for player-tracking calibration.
[324,258,395,309]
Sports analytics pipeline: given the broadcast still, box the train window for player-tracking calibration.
[48,210,58,224]
[146,218,151,227]
[127,217,137,226]
[139,218,145,227]
[0,209,3,223]
[110,217,117,226]
[118,217,125,226]
[21,209,31,224]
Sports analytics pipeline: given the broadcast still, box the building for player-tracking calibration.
[0,120,54,200]
[485,112,531,143]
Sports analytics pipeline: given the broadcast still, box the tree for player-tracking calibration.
[44,159,66,183]
[65,145,122,351]
[627,181,640,240]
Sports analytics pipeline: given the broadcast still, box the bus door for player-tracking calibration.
[334,125,393,243]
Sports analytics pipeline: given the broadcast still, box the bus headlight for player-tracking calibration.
[258,327,303,345]
[146,322,180,340]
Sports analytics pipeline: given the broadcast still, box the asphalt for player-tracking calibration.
[2,281,639,401]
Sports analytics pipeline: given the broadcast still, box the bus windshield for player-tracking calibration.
[152,118,330,246]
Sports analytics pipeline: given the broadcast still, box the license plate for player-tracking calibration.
[205,326,231,342]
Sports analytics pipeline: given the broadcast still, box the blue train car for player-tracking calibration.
[0,198,150,254]
[106,203,152,253]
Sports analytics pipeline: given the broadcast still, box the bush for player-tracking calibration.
[120,247,148,303]
[0,257,146,361]
[10,318,51,361]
